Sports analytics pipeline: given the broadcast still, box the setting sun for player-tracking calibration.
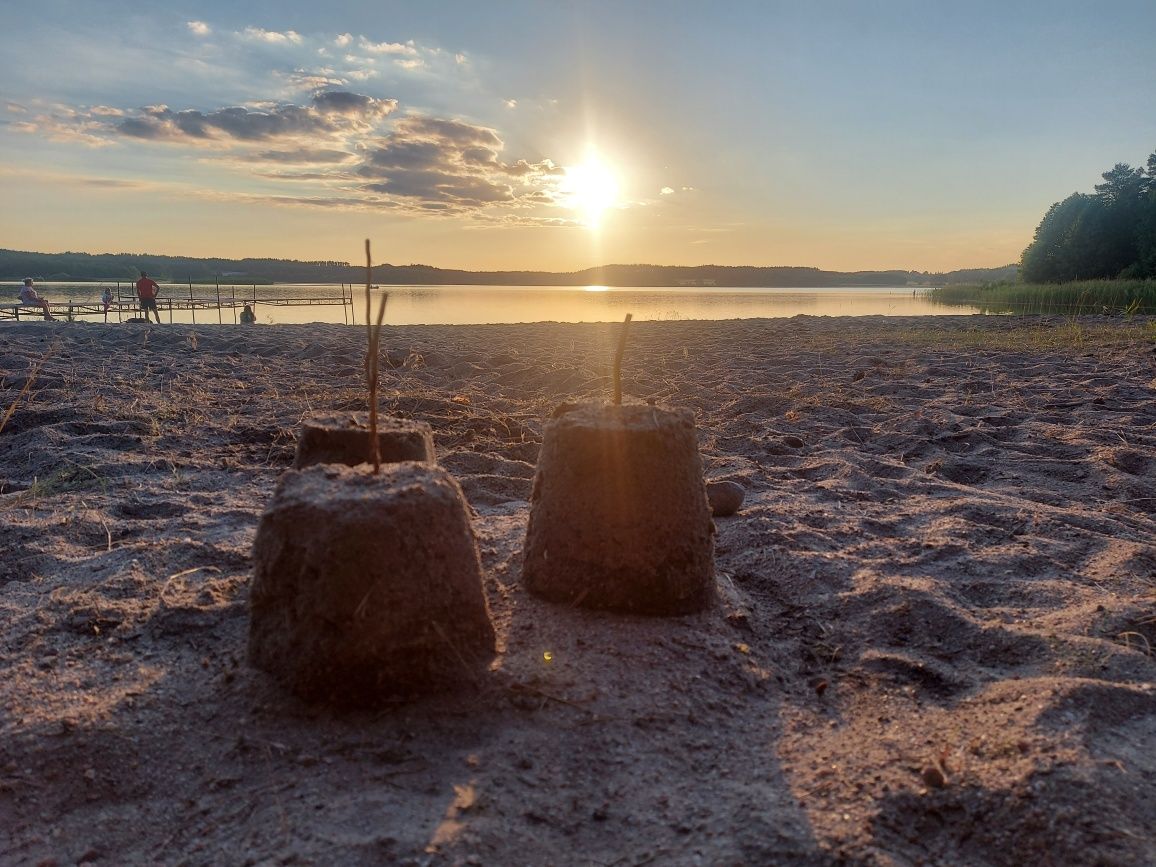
[559,158,620,227]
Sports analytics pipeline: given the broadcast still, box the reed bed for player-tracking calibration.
[931,279,1156,316]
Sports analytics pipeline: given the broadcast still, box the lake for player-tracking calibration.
[24,283,977,325]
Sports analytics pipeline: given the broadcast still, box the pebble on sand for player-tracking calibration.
[706,480,746,517]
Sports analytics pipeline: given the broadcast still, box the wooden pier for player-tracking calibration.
[0,282,357,324]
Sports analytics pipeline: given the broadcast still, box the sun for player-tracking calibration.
[559,158,620,227]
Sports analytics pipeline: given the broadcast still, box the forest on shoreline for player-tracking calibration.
[1021,147,1156,283]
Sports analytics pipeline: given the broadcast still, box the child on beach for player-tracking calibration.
[240,303,257,324]
[18,278,56,321]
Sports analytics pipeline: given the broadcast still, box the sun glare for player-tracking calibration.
[559,158,620,227]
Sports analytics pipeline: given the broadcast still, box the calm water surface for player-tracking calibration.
[29,283,977,325]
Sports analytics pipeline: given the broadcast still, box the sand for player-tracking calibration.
[1,315,1155,866]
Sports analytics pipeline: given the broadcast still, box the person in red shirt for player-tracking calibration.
[136,271,162,324]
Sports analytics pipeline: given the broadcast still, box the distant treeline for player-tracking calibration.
[0,251,353,285]
[1022,148,1156,283]
[0,247,1014,288]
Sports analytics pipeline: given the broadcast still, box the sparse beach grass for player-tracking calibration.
[894,318,1156,351]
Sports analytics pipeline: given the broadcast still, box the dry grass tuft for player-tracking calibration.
[0,340,59,436]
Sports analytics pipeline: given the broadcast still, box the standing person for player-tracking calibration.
[101,286,114,319]
[18,278,56,321]
[136,271,162,324]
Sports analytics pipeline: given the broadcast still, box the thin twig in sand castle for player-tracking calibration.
[247,240,495,705]
[522,314,716,615]
[294,241,434,468]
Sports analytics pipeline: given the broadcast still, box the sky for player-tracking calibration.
[2,0,1154,273]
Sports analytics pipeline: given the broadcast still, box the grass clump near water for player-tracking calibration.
[931,279,1156,316]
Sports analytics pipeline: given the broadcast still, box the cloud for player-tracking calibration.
[283,69,348,91]
[364,172,514,206]
[312,90,396,117]
[242,27,303,45]
[9,112,117,147]
[504,99,518,109]
[115,91,396,143]
[359,38,417,56]
[352,114,563,214]
[187,21,211,37]
[334,33,352,47]
[245,147,355,164]
[660,186,674,195]
[80,177,148,189]
[394,116,501,148]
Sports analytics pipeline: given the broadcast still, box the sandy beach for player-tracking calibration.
[2,314,1155,865]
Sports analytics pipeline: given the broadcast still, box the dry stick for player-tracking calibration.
[364,239,390,473]
[612,313,633,406]
[368,293,389,473]
[364,239,373,385]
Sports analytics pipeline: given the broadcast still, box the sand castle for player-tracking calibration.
[522,315,716,615]
[522,400,716,614]
[248,462,495,705]
[247,242,493,705]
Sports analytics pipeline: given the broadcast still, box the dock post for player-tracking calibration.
[216,283,223,324]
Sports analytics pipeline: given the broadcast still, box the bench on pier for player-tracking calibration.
[0,303,40,321]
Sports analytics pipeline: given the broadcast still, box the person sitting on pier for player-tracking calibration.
[18,278,56,321]
[135,271,162,324]
[240,303,257,324]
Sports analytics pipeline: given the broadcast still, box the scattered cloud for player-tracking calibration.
[283,69,348,91]
[80,177,148,189]
[3,19,586,226]
[242,27,303,45]
[359,38,417,56]
[660,186,674,195]
[8,111,117,148]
